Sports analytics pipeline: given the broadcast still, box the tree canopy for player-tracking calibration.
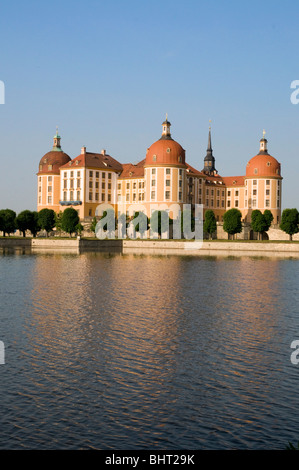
[223,208,242,239]
[0,209,16,236]
[280,208,299,240]
[61,208,80,236]
[37,208,56,236]
[203,210,217,239]
[16,210,39,237]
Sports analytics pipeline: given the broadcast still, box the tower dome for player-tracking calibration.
[246,131,281,178]
[145,117,186,166]
[38,128,71,175]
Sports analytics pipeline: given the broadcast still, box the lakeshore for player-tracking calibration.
[0,237,299,257]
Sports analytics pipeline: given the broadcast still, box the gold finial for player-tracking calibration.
[209,119,211,130]
[263,129,266,138]
[166,113,168,121]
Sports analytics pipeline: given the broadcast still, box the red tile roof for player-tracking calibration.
[221,176,245,186]
[118,159,145,179]
[59,152,123,172]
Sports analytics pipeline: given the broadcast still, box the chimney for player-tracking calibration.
[101,149,106,155]
[81,146,86,154]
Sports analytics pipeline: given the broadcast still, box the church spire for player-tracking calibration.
[203,122,217,175]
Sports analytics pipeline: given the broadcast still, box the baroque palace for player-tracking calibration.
[37,118,282,224]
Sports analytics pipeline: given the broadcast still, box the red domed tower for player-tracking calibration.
[37,129,71,213]
[245,131,282,223]
[144,117,187,216]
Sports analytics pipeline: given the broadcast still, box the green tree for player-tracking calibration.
[203,210,217,239]
[16,210,38,237]
[90,216,98,234]
[94,209,116,239]
[263,209,274,231]
[37,208,56,237]
[61,207,80,237]
[55,211,63,234]
[0,209,16,237]
[30,211,40,237]
[130,211,149,238]
[150,210,170,238]
[251,210,268,240]
[75,223,84,235]
[223,208,242,239]
[280,208,299,241]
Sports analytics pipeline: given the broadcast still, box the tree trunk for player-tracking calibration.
[290,234,293,241]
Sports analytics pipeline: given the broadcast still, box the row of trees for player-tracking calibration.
[0,208,83,237]
[1,206,298,240]
[203,207,299,240]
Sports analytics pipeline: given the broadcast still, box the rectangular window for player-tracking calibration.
[48,186,52,192]
[265,199,270,207]
[48,176,52,182]
[118,183,121,190]
[253,189,257,195]
[95,193,99,201]
[102,172,106,179]
[152,168,156,175]
[96,171,99,178]
[277,199,280,207]
[70,179,74,188]
[166,168,171,175]
[266,180,270,185]
[266,189,270,195]
[108,183,111,190]
[151,191,155,200]
[235,200,239,207]
[77,171,80,177]
[102,193,105,201]
[89,171,93,177]
[63,192,67,201]
[253,180,257,185]
[88,192,92,201]
[165,191,170,200]
[70,171,74,178]
[77,191,80,200]
[227,200,231,207]
[48,196,52,204]
[227,190,231,197]
[252,199,257,207]
[108,194,111,202]
[70,191,74,200]
[64,180,67,189]
[235,190,239,196]
[89,181,92,188]
[126,193,130,202]
[166,180,171,186]
[102,182,105,189]
[151,179,156,186]
[108,173,112,179]
[126,183,130,190]
[95,182,99,189]
[133,193,136,201]
[133,182,136,189]
[221,200,224,207]
[77,179,80,188]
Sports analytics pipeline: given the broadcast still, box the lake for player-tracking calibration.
[0,248,298,450]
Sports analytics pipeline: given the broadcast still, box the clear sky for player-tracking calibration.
[0,0,298,213]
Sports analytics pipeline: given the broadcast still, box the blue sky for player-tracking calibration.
[0,0,298,212]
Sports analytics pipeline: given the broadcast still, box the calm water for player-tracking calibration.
[0,248,298,450]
